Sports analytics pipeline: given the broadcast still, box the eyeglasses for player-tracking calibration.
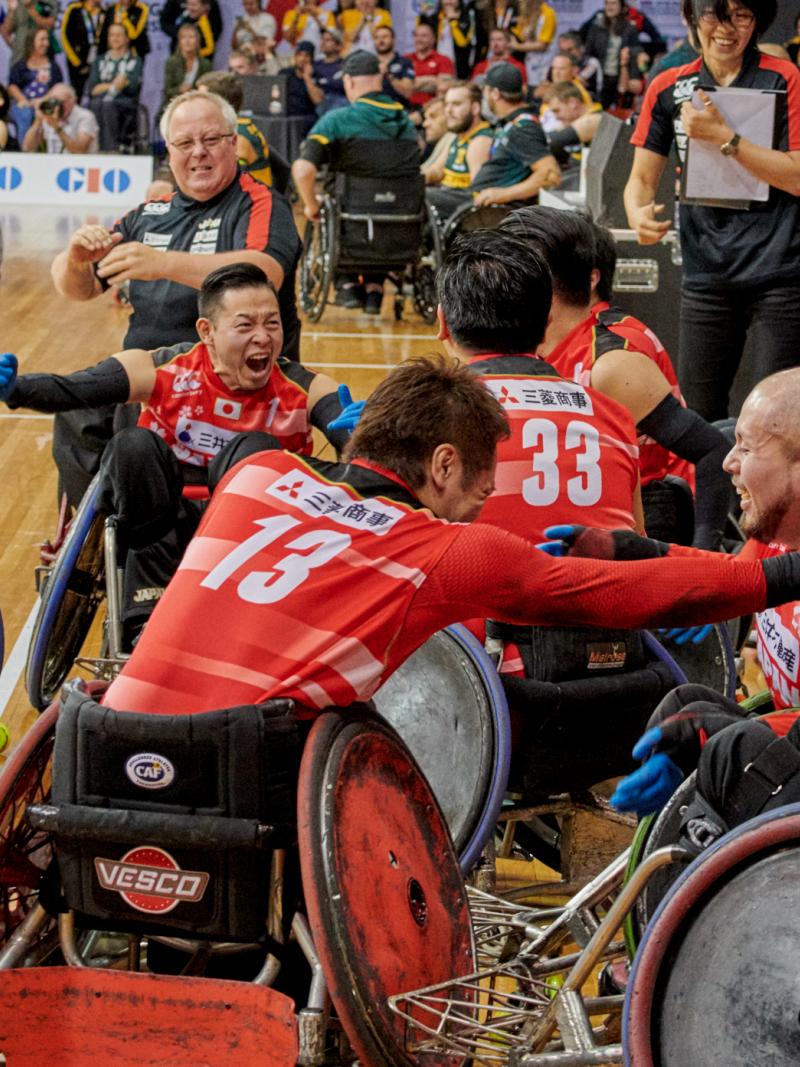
[168,133,235,154]
[699,7,755,29]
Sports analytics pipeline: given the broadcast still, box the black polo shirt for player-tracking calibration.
[112,172,300,359]
[631,48,800,291]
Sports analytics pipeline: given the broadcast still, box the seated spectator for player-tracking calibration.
[314,27,348,114]
[0,0,57,68]
[60,0,105,100]
[281,1,336,50]
[426,63,559,220]
[375,25,414,107]
[581,0,642,109]
[646,29,697,82]
[424,80,491,188]
[231,0,277,59]
[419,93,454,172]
[197,69,273,186]
[228,48,260,75]
[279,41,324,129]
[22,81,99,153]
[622,2,665,62]
[161,24,212,112]
[88,23,143,152]
[407,21,455,109]
[538,50,594,132]
[340,0,391,54]
[558,29,603,98]
[7,26,58,143]
[0,83,19,150]
[546,84,602,188]
[508,0,558,88]
[472,28,527,86]
[99,0,150,60]
[160,0,222,53]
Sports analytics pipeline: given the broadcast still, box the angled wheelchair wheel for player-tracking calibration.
[0,700,58,959]
[373,624,512,873]
[298,710,475,1067]
[622,772,697,957]
[299,199,335,324]
[624,802,800,1066]
[657,622,737,699]
[25,475,105,711]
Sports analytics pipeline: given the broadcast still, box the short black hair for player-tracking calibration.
[437,228,552,354]
[681,0,775,45]
[592,221,617,302]
[500,206,595,308]
[198,262,277,321]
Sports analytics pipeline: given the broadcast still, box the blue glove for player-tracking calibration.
[0,354,18,402]
[327,384,365,435]
[610,752,684,816]
[658,624,713,646]
[538,524,581,556]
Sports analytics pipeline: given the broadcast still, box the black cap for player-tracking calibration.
[484,61,523,94]
[342,49,380,76]
[296,40,315,55]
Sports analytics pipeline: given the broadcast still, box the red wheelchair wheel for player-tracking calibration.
[298,710,475,1067]
[624,802,800,1065]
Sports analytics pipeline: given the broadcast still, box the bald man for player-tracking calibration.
[609,368,800,841]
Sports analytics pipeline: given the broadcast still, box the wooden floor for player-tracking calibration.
[0,203,439,755]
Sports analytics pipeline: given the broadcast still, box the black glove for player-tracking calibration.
[540,524,670,561]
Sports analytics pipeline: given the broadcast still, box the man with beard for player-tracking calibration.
[423,81,492,189]
[592,370,800,837]
[374,25,414,107]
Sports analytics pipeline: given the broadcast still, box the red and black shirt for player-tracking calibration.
[631,48,800,290]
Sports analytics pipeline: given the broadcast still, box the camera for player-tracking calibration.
[40,98,62,117]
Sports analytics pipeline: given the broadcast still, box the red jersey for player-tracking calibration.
[545,303,694,491]
[470,354,639,541]
[104,453,770,718]
[138,342,316,466]
[406,49,456,105]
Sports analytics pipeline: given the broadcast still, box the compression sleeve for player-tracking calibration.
[5,357,131,413]
[411,524,771,636]
[637,393,730,550]
[309,390,348,453]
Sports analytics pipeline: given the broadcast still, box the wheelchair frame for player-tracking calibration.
[298,191,443,325]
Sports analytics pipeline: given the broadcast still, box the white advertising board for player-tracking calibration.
[0,153,153,206]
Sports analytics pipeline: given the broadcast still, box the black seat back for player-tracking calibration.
[334,171,425,269]
[48,684,301,940]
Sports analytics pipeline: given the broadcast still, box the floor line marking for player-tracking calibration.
[0,600,39,718]
[304,331,434,341]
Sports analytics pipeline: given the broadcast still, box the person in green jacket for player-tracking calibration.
[160,23,212,116]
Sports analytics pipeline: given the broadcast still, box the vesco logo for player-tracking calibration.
[56,167,131,194]
[125,752,175,790]
[95,846,210,914]
[0,166,22,191]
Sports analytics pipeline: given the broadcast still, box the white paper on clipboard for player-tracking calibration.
[683,87,777,203]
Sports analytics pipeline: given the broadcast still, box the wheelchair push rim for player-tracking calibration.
[297,709,475,1067]
[299,199,335,324]
[25,474,105,711]
[373,623,512,873]
[624,801,800,1066]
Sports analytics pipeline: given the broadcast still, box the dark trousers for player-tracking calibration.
[89,95,138,151]
[425,186,472,225]
[678,280,800,422]
[97,427,280,629]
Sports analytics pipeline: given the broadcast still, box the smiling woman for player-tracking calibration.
[624,0,800,424]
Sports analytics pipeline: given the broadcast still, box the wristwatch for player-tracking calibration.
[720,133,741,157]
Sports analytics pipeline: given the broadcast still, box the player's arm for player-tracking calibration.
[52,224,125,300]
[0,348,156,411]
[466,133,491,179]
[591,349,731,549]
[624,146,671,245]
[632,473,645,534]
[308,375,363,453]
[472,153,561,205]
[95,245,286,292]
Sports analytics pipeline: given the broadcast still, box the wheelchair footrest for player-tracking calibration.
[28,803,276,850]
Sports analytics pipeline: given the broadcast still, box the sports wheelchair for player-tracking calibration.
[299,172,442,325]
[0,681,476,1065]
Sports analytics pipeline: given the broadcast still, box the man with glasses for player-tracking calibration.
[49,89,301,506]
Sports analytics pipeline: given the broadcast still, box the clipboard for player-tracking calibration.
[681,86,781,209]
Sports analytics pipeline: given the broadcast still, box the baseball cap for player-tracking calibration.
[342,49,380,76]
[484,62,523,94]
